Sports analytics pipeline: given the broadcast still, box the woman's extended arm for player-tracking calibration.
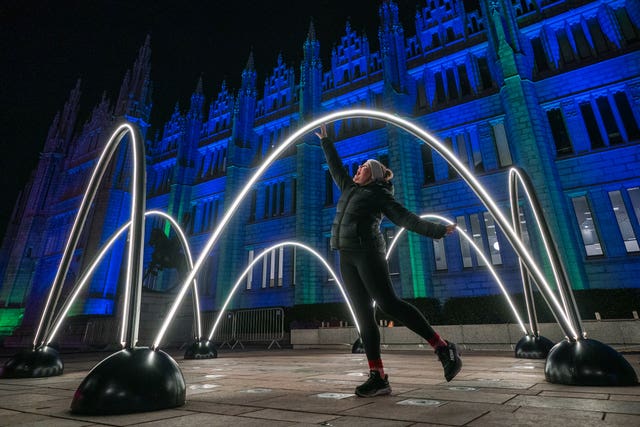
[315,124,352,191]
[381,193,454,239]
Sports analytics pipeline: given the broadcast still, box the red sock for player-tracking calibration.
[427,333,447,350]
[368,358,385,376]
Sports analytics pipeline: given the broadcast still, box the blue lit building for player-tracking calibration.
[1,0,639,343]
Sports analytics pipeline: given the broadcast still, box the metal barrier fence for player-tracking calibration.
[76,307,284,350]
[232,307,284,349]
[203,307,284,350]
[203,311,235,348]
[81,316,119,348]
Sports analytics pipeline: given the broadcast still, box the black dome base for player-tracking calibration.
[545,338,638,386]
[184,340,217,359]
[515,334,554,359]
[0,346,63,378]
[352,338,365,354]
[71,347,185,414]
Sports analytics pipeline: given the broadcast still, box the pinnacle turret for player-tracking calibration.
[245,51,255,71]
[240,51,257,98]
[233,51,257,148]
[115,35,153,123]
[188,75,205,121]
[378,0,408,93]
[44,78,81,153]
[307,19,316,41]
[300,18,322,119]
[480,0,530,79]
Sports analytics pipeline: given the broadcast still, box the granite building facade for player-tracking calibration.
[0,0,638,342]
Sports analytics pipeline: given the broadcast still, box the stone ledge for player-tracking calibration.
[291,320,640,351]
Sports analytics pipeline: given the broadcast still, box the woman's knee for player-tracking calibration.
[376,298,406,315]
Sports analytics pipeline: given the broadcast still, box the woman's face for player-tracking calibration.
[353,163,372,185]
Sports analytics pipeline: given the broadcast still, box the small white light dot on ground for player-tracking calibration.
[513,365,536,369]
[448,386,478,391]
[476,378,502,382]
[205,374,225,379]
[315,392,355,399]
[244,388,272,393]
[397,399,442,406]
[189,384,220,390]
[347,372,366,377]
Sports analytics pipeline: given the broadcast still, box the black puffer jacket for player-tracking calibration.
[321,137,447,253]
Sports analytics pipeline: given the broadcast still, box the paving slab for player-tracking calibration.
[468,408,604,426]
[0,412,93,426]
[604,412,640,424]
[506,394,640,414]
[340,399,489,425]
[134,412,297,426]
[240,407,337,424]
[317,415,412,426]
[398,386,517,404]
[0,348,637,426]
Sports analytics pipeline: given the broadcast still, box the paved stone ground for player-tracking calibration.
[0,348,639,426]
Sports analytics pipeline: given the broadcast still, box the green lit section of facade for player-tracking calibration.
[0,308,25,336]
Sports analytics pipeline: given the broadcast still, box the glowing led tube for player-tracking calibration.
[33,123,146,349]
[44,210,201,346]
[144,210,203,341]
[508,167,584,338]
[508,175,540,337]
[195,241,360,347]
[386,214,528,335]
[156,109,578,345]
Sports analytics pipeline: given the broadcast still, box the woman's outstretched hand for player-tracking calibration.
[314,123,328,140]
[445,224,457,236]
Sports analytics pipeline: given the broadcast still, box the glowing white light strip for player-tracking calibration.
[508,168,583,337]
[145,210,203,340]
[121,125,137,346]
[508,175,539,336]
[508,169,564,306]
[156,108,577,344]
[34,124,141,349]
[45,222,128,345]
[386,214,528,335]
[44,210,200,346]
[200,241,359,346]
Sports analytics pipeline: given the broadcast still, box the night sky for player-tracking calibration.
[0,0,419,238]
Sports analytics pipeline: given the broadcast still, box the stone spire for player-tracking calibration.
[378,0,408,93]
[188,75,205,121]
[481,0,531,79]
[233,51,257,148]
[299,18,322,119]
[44,78,81,153]
[115,35,153,125]
[239,50,257,99]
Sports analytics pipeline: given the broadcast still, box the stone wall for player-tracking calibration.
[291,320,640,352]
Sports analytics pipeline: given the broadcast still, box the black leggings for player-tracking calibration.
[339,250,437,361]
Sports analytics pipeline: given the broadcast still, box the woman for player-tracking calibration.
[315,124,461,397]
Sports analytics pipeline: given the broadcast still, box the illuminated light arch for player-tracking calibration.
[44,210,202,347]
[508,167,584,337]
[201,241,360,347]
[34,123,146,350]
[157,108,578,348]
[385,214,528,335]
